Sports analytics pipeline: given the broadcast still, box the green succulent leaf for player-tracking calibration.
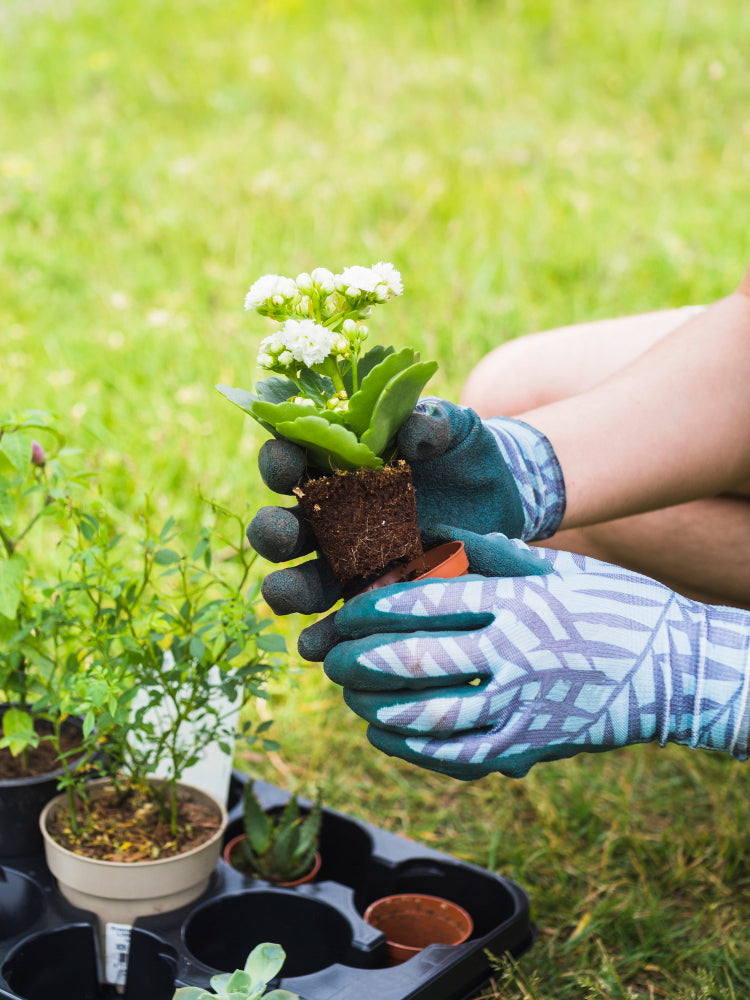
[265,992,302,1000]
[250,400,346,430]
[242,782,272,854]
[255,377,298,404]
[345,347,418,437]
[342,344,394,394]
[215,384,259,416]
[274,417,382,471]
[360,359,439,456]
[244,942,287,986]
[172,988,211,999]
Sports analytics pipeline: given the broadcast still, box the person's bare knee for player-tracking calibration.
[461,333,565,417]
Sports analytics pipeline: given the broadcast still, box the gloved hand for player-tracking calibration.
[248,399,565,659]
[324,540,750,779]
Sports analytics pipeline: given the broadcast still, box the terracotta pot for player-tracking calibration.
[359,541,469,595]
[222,833,321,886]
[364,892,473,965]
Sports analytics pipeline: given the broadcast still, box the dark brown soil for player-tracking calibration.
[0,717,83,780]
[45,782,221,862]
[294,462,423,586]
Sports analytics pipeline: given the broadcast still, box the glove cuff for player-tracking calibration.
[665,602,750,761]
[484,417,566,540]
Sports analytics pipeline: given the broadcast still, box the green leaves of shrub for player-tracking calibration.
[217,345,437,473]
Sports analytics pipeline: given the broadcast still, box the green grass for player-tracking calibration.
[3,0,750,994]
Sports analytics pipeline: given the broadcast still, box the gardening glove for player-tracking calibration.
[324,541,750,780]
[248,399,565,656]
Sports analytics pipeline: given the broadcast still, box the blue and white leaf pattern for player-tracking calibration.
[352,545,750,778]
[485,417,566,540]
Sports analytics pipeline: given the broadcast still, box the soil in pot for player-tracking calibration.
[44,781,221,861]
[294,461,423,587]
[0,714,83,780]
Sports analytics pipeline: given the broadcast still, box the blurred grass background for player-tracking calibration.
[2,0,750,995]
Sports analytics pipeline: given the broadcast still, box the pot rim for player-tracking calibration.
[40,776,227,870]
[358,540,468,595]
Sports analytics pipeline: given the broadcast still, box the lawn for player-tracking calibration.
[2,0,750,995]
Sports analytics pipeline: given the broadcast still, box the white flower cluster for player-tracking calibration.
[245,262,403,318]
[338,262,403,301]
[257,319,350,370]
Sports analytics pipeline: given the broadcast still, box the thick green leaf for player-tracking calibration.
[216,384,260,416]
[345,348,417,437]
[274,417,382,471]
[242,783,272,853]
[251,400,346,431]
[255,376,298,404]
[361,360,439,456]
[343,344,394,395]
[172,990,210,1000]
[297,369,335,400]
[244,942,286,986]
[0,555,26,618]
[264,991,301,1000]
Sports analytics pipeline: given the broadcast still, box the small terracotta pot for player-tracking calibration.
[364,892,473,965]
[359,541,469,595]
[222,833,321,886]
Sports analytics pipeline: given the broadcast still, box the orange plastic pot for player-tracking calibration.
[222,833,321,886]
[359,541,468,595]
[364,892,473,966]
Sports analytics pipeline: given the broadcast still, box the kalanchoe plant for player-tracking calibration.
[232,780,322,883]
[217,263,438,472]
[173,942,299,1000]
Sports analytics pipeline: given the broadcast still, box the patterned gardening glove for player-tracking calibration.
[324,541,750,779]
[248,399,565,660]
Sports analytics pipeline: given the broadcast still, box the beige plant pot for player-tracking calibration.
[39,778,226,979]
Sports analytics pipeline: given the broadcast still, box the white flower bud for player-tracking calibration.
[342,319,357,335]
[257,352,274,368]
[278,351,294,366]
[296,272,314,293]
[311,268,335,294]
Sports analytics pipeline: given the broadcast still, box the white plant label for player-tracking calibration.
[105,922,132,986]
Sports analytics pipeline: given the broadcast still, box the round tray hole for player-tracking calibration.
[184,889,352,978]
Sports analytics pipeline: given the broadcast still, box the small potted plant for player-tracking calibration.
[223,780,322,885]
[38,496,286,962]
[217,263,462,591]
[173,941,299,1000]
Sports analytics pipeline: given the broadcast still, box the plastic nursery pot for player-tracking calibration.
[364,892,474,966]
[222,834,322,886]
[358,540,469,595]
[39,778,227,963]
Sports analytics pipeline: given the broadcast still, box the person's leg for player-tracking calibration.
[461,307,750,610]
[461,306,706,417]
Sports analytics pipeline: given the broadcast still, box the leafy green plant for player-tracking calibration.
[231,780,322,883]
[217,264,438,472]
[56,497,287,837]
[173,941,299,1000]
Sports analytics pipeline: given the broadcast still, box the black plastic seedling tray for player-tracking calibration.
[0,774,534,1000]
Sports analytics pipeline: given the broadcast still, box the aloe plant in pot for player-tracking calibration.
[217,264,445,590]
[223,780,322,885]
